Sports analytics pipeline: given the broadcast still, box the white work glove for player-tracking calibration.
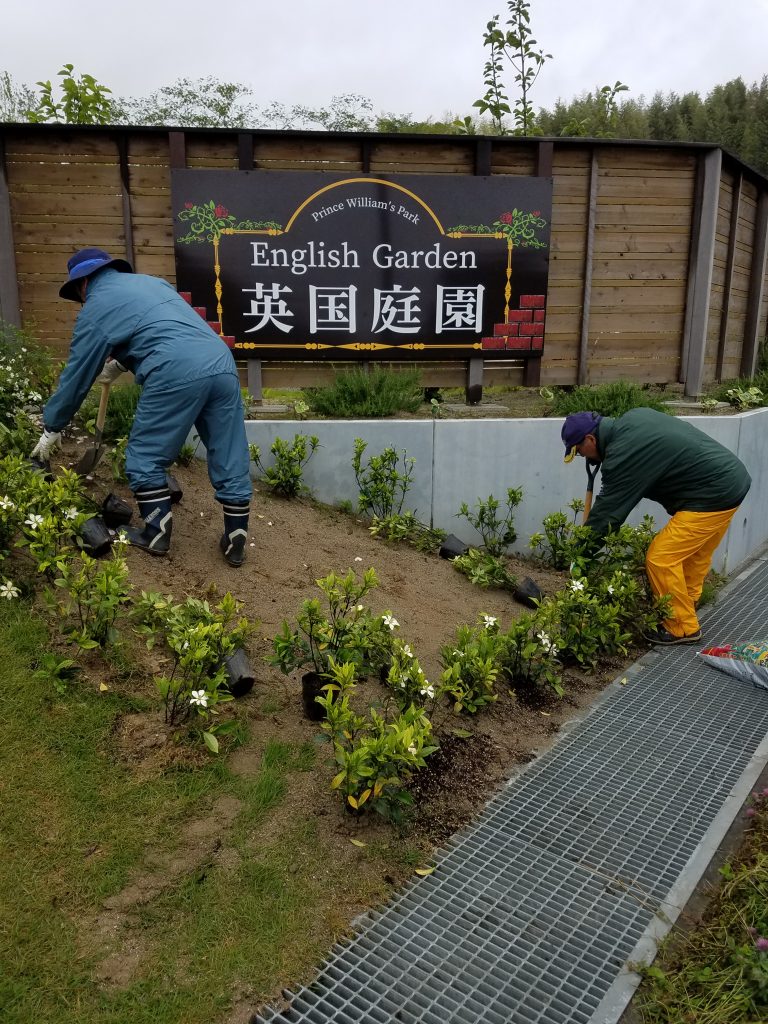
[31,429,62,460]
[96,359,127,385]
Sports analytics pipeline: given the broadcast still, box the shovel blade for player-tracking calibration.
[74,443,106,476]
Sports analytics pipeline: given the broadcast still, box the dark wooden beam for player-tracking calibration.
[740,190,768,378]
[116,134,135,266]
[474,139,492,176]
[577,150,599,384]
[238,133,253,170]
[168,131,186,169]
[536,141,554,178]
[715,172,742,381]
[361,140,372,174]
[682,149,721,396]
[465,357,483,404]
[0,133,20,328]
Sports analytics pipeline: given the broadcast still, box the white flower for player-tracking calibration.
[536,631,554,651]
[407,744,418,755]
[606,585,614,595]
[482,614,497,629]
[0,496,14,510]
[419,684,435,699]
[189,689,209,707]
[354,556,363,562]
[0,579,20,599]
[569,578,585,592]
[24,514,44,530]
[402,644,413,658]
[355,604,364,612]
[64,507,79,520]
[452,649,463,658]
[382,613,399,631]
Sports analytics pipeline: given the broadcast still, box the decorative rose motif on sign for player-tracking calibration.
[448,210,548,249]
[176,200,282,244]
[493,209,548,248]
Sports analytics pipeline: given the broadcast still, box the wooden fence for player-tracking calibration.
[1,124,767,395]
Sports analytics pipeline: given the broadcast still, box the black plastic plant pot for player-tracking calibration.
[438,534,470,560]
[101,493,133,528]
[302,671,330,721]
[28,456,53,481]
[222,648,255,697]
[166,472,183,505]
[513,576,544,608]
[79,515,113,557]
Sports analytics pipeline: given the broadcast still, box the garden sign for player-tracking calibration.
[171,170,552,361]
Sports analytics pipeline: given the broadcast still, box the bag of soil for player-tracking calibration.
[698,641,768,692]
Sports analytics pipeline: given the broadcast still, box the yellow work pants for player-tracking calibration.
[645,507,738,637]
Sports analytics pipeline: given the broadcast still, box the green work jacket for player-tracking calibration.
[585,408,751,540]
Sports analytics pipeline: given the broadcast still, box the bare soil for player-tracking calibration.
[54,442,645,1011]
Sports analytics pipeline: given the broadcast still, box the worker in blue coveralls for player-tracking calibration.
[30,248,252,567]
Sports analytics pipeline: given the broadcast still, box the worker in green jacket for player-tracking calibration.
[561,408,751,645]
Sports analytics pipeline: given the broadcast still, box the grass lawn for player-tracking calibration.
[0,601,413,1024]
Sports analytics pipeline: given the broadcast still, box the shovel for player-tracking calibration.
[74,383,110,476]
[583,458,600,523]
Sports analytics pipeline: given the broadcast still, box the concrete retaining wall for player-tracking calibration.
[212,408,768,573]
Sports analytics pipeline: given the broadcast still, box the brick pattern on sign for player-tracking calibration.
[178,291,235,349]
[481,294,547,353]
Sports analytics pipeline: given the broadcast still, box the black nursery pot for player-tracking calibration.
[302,671,330,721]
[438,534,470,560]
[222,648,255,697]
[79,515,113,557]
[513,576,544,608]
[101,493,133,528]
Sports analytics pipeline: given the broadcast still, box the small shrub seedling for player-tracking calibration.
[452,547,518,591]
[457,487,522,556]
[440,614,503,714]
[353,439,415,520]
[271,567,380,679]
[250,433,320,498]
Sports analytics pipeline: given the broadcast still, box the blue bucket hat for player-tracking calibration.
[59,247,133,301]
[562,411,602,463]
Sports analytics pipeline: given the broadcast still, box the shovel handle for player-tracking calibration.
[583,459,600,523]
[95,383,111,436]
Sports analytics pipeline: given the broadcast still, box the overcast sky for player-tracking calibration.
[3,0,768,122]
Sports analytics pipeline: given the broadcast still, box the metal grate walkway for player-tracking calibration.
[253,556,768,1024]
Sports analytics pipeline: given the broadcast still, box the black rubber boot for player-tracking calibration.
[124,486,173,556]
[220,502,250,567]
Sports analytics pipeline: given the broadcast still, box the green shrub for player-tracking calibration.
[306,366,422,418]
[78,382,141,439]
[457,487,523,556]
[549,380,671,418]
[250,433,319,498]
[712,373,768,408]
[353,438,414,519]
[368,511,446,553]
[452,548,518,590]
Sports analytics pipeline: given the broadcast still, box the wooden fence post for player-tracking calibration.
[740,190,768,379]
[578,149,599,385]
[682,148,721,396]
[116,133,135,265]
[716,171,742,380]
[0,133,21,328]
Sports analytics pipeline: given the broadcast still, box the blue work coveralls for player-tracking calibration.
[43,269,252,505]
